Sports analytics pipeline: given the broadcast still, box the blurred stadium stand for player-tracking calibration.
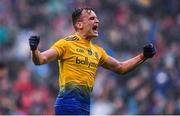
[0,0,179,115]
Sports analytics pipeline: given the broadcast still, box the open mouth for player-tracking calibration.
[92,25,98,34]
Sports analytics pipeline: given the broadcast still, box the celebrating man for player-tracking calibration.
[29,8,156,115]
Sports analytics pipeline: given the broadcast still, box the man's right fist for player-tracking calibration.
[29,36,40,51]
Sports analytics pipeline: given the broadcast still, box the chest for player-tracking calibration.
[64,43,100,68]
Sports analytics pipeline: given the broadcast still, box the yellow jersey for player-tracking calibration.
[51,34,108,104]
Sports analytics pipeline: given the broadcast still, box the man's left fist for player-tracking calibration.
[143,43,156,59]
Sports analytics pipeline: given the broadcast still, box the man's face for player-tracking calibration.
[77,10,99,38]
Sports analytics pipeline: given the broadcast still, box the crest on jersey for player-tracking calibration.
[88,48,92,55]
[95,52,99,59]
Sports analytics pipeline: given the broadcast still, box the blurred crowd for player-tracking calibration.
[0,0,180,115]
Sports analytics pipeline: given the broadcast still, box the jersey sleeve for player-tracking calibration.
[51,39,67,59]
[98,47,109,66]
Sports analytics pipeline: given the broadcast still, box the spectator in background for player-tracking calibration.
[0,62,16,114]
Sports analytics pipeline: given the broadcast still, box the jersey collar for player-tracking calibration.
[74,33,92,45]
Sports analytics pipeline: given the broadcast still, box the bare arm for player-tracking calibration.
[102,53,146,74]
[31,48,58,65]
[29,36,59,65]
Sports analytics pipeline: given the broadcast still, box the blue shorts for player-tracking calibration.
[54,97,90,115]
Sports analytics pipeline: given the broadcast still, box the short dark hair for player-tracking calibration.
[72,7,93,26]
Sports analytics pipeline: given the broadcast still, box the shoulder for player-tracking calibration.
[93,44,108,56]
[64,35,79,42]
[53,38,67,47]
[54,34,79,45]
[93,44,105,52]
[55,34,79,42]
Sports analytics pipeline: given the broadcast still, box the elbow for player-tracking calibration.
[33,62,42,65]
[117,69,127,75]
[120,70,128,75]
[116,63,128,75]
[32,59,43,65]
[32,57,47,66]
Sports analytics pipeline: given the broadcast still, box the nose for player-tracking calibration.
[95,18,99,23]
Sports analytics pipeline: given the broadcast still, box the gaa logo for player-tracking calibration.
[76,48,84,53]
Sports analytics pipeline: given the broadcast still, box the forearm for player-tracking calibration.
[31,49,48,65]
[102,43,155,75]
[118,53,146,74]
[29,36,58,65]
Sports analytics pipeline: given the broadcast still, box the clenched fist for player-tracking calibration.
[143,43,156,59]
[29,36,40,51]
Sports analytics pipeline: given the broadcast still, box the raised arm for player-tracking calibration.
[102,43,156,74]
[29,36,58,65]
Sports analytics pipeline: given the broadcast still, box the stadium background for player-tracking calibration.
[0,0,180,115]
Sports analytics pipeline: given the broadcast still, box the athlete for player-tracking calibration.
[29,8,156,115]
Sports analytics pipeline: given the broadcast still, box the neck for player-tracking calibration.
[75,31,92,41]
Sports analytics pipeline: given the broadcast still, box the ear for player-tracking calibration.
[76,22,83,30]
